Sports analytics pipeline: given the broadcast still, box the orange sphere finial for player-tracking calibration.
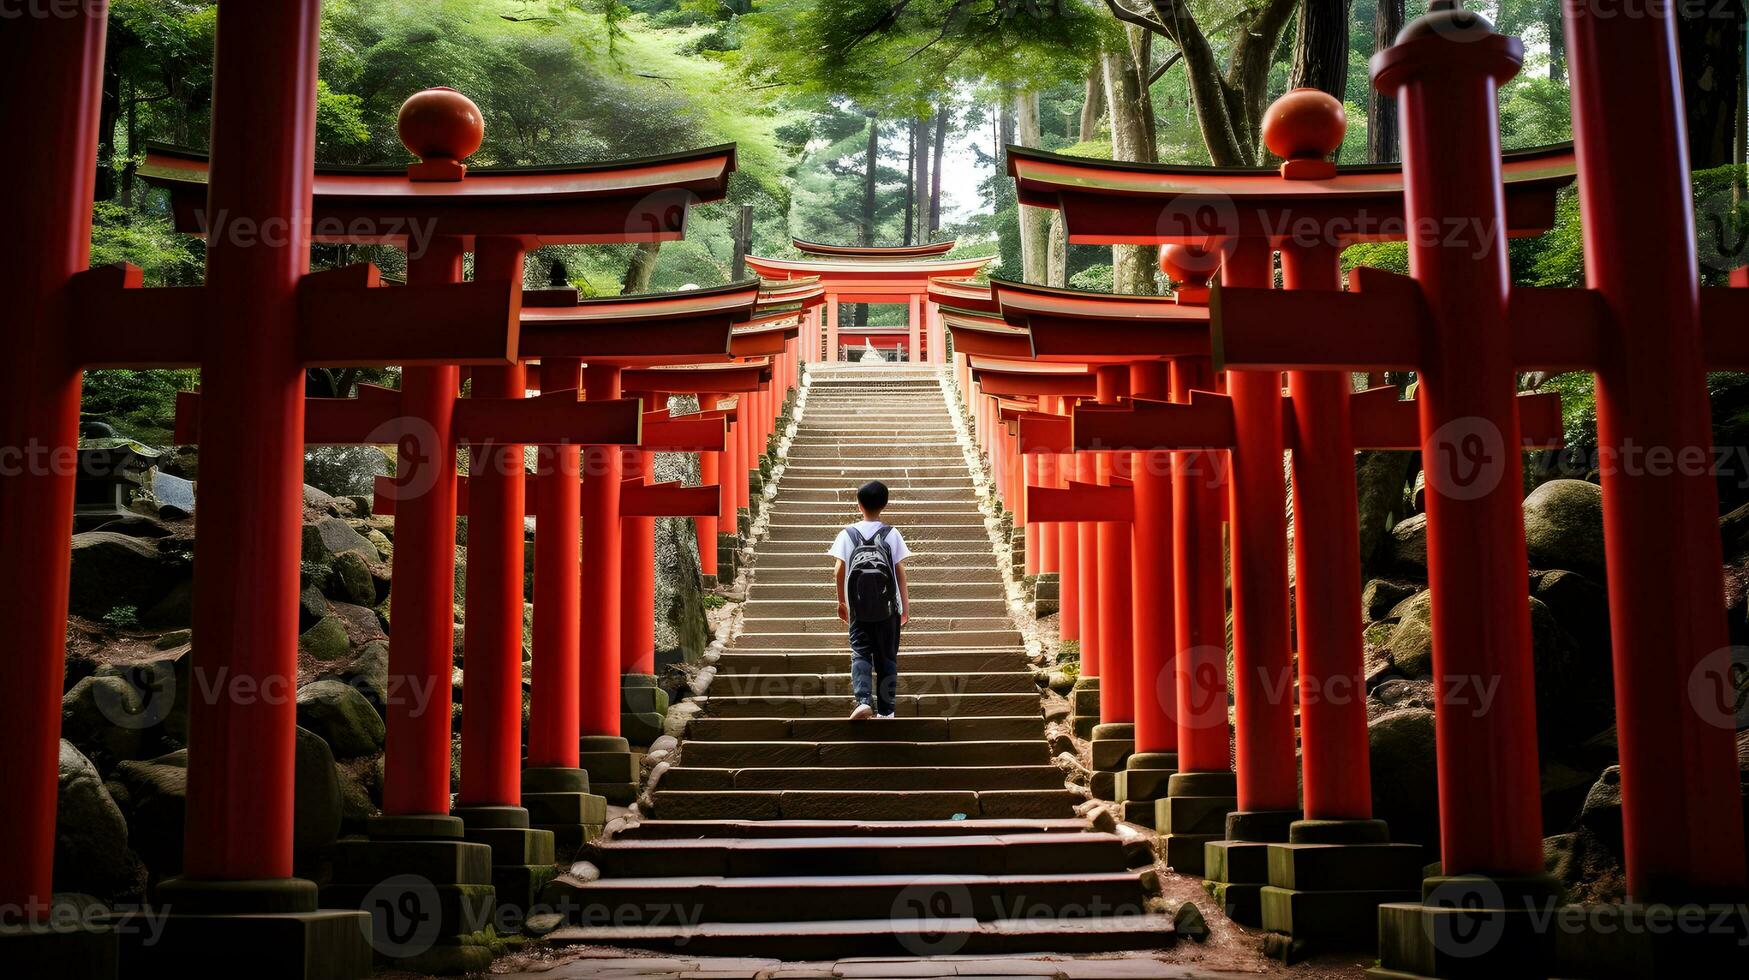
[398,87,484,181]
[1161,244,1219,305]
[1262,88,1346,180]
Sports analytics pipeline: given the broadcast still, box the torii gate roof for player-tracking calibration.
[1007,142,1576,245]
[140,143,738,245]
[932,278,1210,363]
[518,280,759,363]
[746,240,991,287]
[793,239,957,259]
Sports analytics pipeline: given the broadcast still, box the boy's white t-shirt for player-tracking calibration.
[827,521,912,566]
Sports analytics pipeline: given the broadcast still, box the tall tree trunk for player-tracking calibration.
[1048,212,1069,287]
[1678,3,1748,171]
[622,241,661,294]
[1132,0,1298,166]
[1369,0,1404,163]
[1080,63,1106,140]
[860,115,879,247]
[1016,91,1053,285]
[909,118,923,245]
[1547,9,1566,82]
[1105,32,1160,294]
[916,110,934,244]
[97,61,120,202]
[929,108,947,233]
[1290,0,1352,99]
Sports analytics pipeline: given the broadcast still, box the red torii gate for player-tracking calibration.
[748,240,990,363]
[1017,4,1748,975]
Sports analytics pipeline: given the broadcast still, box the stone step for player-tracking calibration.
[674,739,1050,769]
[645,788,1080,821]
[730,630,1023,650]
[750,565,1004,585]
[748,581,1005,601]
[739,616,1017,634]
[786,447,964,460]
[612,818,1089,840]
[545,912,1176,959]
[766,510,986,526]
[775,476,974,488]
[707,671,1037,698]
[658,765,1065,792]
[590,831,1126,878]
[685,716,1045,743]
[709,650,1026,675]
[697,692,1041,719]
[767,522,991,542]
[772,492,977,505]
[742,597,1010,617]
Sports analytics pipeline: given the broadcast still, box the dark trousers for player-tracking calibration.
[848,616,901,715]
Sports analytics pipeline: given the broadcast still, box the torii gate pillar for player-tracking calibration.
[0,4,122,972]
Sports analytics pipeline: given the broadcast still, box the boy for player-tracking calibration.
[828,480,912,720]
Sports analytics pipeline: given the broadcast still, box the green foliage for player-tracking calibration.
[701,592,728,610]
[88,203,203,285]
[81,369,198,445]
[102,606,142,631]
[1070,264,1115,293]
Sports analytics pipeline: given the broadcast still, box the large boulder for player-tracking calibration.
[295,680,384,759]
[55,740,146,902]
[1356,450,1416,577]
[292,726,342,861]
[301,517,378,567]
[1530,569,1610,660]
[1369,707,1440,850]
[1363,579,1419,623]
[62,675,151,765]
[1527,596,1614,748]
[1382,590,1435,678]
[1387,513,1428,575]
[112,750,189,874]
[1522,479,1606,578]
[67,532,187,620]
[328,551,378,606]
[1575,765,1624,857]
[298,614,353,662]
[1544,829,1627,905]
[333,640,390,715]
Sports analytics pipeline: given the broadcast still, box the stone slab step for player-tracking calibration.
[675,739,1050,769]
[590,832,1127,878]
[739,615,1015,634]
[753,547,999,564]
[707,671,1036,698]
[658,765,1066,792]
[767,523,992,542]
[742,598,1009,618]
[748,581,1005,601]
[645,789,1080,821]
[698,692,1041,719]
[545,913,1176,959]
[612,818,1089,840]
[685,716,1045,743]
[710,650,1027,675]
[750,566,1005,585]
[731,630,1022,650]
[547,870,1141,924]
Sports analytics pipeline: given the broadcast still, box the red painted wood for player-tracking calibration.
[528,359,583,769]
[1171,357,1229,773]
[620,434,656,677]
[0,0,108,915]
[1127,362,1176,754]
[1224,242,1296,811]
[1076,444,1101,681]
[1283,243,1373,821]
[381,238,466,818]
[1036,451,1060,573]
[1374,25,1544,878]
[1095,366,1135,726]
[1565,3,1747,902]
[458,239,528,808]
[179,0,322,878]
[580,363,625,737]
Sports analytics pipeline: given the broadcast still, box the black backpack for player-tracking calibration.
[844,525,898,623]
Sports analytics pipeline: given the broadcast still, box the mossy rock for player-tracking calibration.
[298,615,353,662]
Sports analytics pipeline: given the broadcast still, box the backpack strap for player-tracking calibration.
[844,527,865,549]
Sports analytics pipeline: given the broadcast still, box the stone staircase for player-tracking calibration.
[546,363,1172,959]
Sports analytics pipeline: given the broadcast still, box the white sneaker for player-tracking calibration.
[876,713,895,719]
[849,703,875,720]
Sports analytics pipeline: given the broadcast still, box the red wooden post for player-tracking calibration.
[1281,241,1373,823]
[1057,398,1082,649]
[1564,2,1748,907]
[1126,362,1176,758]
[580,363,626,738]
[1373,8,1545,886]
[1023,453,1042,575]
[1094,365,1135,729]
[697,396,723,584]
[1036,450,1060,572]
[1215,242,1298,826]
[528,358,584,771]
[181,0,325,878]
[382,237,467,820]
[458,238,529,814]
[0,0,108,933]
[620,417,658,678]
[1170,352,1229,776]
[1075,440,1102,679]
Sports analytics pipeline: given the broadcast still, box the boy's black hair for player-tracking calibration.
[857,480,889,513]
